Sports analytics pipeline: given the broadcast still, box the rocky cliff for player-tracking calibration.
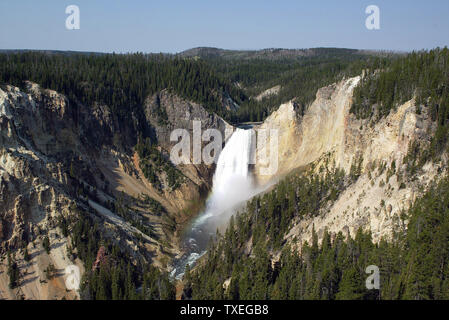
[144,89,233,191]
[254,76,445,247]
[1,72,445,299]
[0,82,230,299]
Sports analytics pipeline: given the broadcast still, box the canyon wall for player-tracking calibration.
[254,76,444,246]
[0,82,230,299]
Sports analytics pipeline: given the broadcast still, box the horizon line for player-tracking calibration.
[0,46,423,56]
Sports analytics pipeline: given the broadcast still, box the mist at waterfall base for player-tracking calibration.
[171,128,262,280]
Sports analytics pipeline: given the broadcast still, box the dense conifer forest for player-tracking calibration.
[184,168,449,300]
[2,48,449,300]
[352,48,449,167]
[0,49,385,124]
[199,48,391,122]
[0,51,246,128]
[60,204,175,300]
[181,48,449,300]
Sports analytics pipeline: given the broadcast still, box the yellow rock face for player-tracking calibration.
[254,77,361,185]
[253,75,439,247]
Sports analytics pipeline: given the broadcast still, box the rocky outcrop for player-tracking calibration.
[254,77,361,184]
[255,85,281,101]
[1,71,441,298]
[254,76,442,245]
[0,82,233,299]
[144,89,233,150]
[143,89,235,203]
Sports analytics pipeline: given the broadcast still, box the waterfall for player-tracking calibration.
[171,128,255,279]
[195,128,254,225]
[214,128,253,186]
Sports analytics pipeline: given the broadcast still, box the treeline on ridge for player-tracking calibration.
[0,51,247,130]
[352,48,449,166]
[204,48,391,122]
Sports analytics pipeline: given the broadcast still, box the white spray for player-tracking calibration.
[172,128,258,279]
[195,128,256,225]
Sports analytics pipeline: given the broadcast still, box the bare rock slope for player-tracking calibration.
[0,82,229,299]
[254,76,444,245]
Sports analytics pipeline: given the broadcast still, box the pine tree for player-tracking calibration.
[336,266,365,300]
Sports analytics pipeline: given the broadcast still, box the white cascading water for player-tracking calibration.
[171,128,256,279]
[195,128,254,226]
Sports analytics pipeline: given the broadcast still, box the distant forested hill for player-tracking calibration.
[3,47,449,300]
[183,47,395,122]
[0,48,395,125]
[181,47,449,301]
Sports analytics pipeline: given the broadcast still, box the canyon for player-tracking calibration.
[0,73,446,299]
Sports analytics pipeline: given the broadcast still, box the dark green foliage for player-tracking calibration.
[81,256,175,300]
[42,236,50,254]
[352,48,449,120]
[110,192,157,239]
[0,49,390,127]
[352,48,449,166]
[187,170,449,300]
[187,166,350,299]
[0,52,246,124]
[58,215,70,238]
[66,204,175,300]
[136,137,183,191]
[205,48,387,122]
[7,251,20,289]
[23,246,30,262]
[349,155,363,183]
[401,178,449,299]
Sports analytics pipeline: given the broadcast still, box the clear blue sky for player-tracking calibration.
[1,0,448,53]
